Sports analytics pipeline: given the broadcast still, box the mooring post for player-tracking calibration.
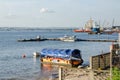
[110,43,113,80]
[90,56,92,69]
[59,67,62,80]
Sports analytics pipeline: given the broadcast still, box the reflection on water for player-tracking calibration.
[41,64,53,72]
[35,63,58,80]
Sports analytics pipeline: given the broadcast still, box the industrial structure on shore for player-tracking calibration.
[74,18,120,34]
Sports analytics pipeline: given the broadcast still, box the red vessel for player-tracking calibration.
[74,29,91,33]
[74,18,93,33]
[74,29,84,32]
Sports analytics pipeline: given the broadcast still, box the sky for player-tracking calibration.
[0,0,120,28]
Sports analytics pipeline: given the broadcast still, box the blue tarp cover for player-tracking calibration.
[41,49,79,58]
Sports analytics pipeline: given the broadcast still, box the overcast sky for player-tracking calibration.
[0,0,120,28]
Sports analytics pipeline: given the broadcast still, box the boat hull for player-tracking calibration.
[74,29,84,32]
[74,29,91,33]
[40,58,83,67]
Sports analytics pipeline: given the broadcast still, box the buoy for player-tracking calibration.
[22,54,26,58]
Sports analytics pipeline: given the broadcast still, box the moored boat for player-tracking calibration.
[40,49,83,67]
[33,52,40,57]
[59,35,77,42]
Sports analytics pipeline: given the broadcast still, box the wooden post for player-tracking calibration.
[110,44,113,80]
[59,67,62,80]
[90,57,92,69]
[110,50,112,80]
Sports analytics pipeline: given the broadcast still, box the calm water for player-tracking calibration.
[0,29,118,80]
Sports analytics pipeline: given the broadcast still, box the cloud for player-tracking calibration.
[40,8,55,13]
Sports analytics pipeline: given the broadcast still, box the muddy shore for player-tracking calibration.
[47,66,110,80]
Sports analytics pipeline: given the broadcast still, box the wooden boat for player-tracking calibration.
[40,49,83,67]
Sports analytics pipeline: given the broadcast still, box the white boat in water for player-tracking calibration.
[59,35,76,42]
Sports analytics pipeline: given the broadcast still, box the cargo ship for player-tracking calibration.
[40,49,83,67]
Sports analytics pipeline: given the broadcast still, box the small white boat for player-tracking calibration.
[33,52,40,57]
[59,35,76,42]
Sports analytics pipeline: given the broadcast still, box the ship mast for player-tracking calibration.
[112,18,115,27]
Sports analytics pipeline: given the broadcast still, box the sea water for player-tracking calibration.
[0,28,118,80]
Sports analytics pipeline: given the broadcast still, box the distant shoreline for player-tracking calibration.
[0,27,76,31]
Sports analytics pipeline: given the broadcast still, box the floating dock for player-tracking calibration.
[76,39,117,42]
[17,37,117,42]
[17,38,47,42]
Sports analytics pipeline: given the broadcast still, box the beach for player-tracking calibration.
[62,67,109,80]
[48,66,110,80]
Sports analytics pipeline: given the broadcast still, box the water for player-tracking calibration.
[0,28,118,80]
